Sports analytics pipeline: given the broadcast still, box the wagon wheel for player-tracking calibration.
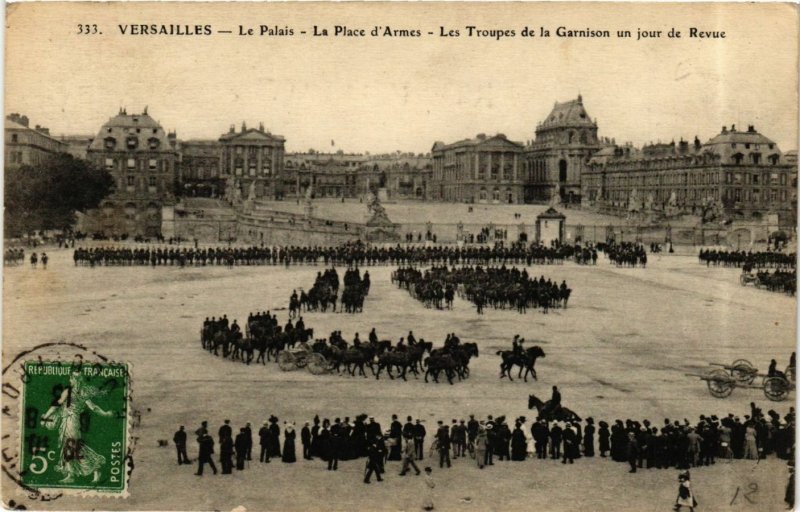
[307,353,329,375]
[764,376,790,402]
[785,365,796,383]
[739,274,747,286]
[296,355,309,368]
[277,351,296,371]
[706,369,734,398]
[730,359,756,384]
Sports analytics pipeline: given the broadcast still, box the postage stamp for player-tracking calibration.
[18,361,130,495]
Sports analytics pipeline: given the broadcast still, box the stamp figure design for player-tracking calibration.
[20,361,130,494]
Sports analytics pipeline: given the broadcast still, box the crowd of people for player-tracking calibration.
[4,248,25,266]
[393,265,570,314]
[699,249,796,269]
[175,402,795,485]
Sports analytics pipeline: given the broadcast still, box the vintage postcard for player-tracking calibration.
[2,2,797,511]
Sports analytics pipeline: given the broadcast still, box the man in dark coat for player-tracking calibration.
[363,437,384,483]
[220,434,234,474]
[414,419,426,460]
[467,415,479,445]
[328,418,341,471]
[436,421,451,468]
[532,419,549,459]
[174,426,190,465]
[243,422,253,461]
[301,422,313,460]
[562,424,577,464]
[389,414,403,460]
[218,419,232,445]
[403,416,415,440]
[235,428,248,470]
[259,421,271,463]
[196,433,217,476]
[549,422,563,460]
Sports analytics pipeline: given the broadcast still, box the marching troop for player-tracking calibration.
[699,249,796,269]
[393,265,571,314]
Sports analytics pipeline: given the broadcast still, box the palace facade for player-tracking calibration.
[582,125,797,224]
[430,133,525,204]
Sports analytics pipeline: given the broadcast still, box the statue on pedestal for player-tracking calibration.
[549,183,561,207]
[247,180,256,201]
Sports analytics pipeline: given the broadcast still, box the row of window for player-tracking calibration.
[730,142,774,150]
[124,176,159,187]
[106,157,165,171]
[726,188,787,203]
[104,136,161,151]
[725,172,785,186]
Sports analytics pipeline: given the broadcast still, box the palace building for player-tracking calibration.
[84,108,178,236]
[430,133,525,204]
[218,122,286,200]
[582,125,797,224]
[523,95,605,204]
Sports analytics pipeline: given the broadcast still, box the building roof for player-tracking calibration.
[538,95,596,129]
[88,110,174,152]
[180,139,220,157]
[5,118,66,145]
[219,127,285,143]
[705,125,777,147]
[432,133,524,152]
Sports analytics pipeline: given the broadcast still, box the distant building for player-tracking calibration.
[219,122,285,200]
[178,140,222,197]
[59,134,94,160]
[523,95,604,204]
[84,108,178,236]
[431,133,525,204]
[583,124,797,224]
[5,113,66,169]
[361,155,432,199]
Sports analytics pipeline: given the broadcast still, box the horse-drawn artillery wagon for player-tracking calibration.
[685,359,793,401]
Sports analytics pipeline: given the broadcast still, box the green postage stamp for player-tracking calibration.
[19,361,131,495]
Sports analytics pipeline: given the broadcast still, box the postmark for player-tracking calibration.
[2,342,134,501]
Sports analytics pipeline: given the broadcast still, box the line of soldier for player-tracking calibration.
[71,241,595,268]
[4,248,25,266]
[175,403,794,479]
[603,241,648,267]
[699,249,796,269]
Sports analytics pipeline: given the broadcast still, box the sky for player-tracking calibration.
[5,2,798,154]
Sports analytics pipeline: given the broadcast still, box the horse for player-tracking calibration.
[374,351,418,381]
[497,346,546,382]
[330,345,375,377]
[424,355,458,385]
[527,394,581,423]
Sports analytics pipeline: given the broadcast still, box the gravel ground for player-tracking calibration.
[2,247,794,511]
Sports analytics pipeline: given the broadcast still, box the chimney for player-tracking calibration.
[20,115,29,127]
[476,133,486,140]
[694,136,701,150]
[229,124,235,134]
[722,126,727,134]
[259,122,264,132]
[241,121,247,132]
[731,124,736,132]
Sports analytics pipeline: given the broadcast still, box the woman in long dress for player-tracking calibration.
[743,425,759,460]
[40,370,113,484]
[282,423,297,463]
[511,423,527,461]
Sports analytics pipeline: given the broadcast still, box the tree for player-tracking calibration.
[4,154,114,237]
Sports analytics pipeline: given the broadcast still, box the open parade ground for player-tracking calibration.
[2,246,794,511]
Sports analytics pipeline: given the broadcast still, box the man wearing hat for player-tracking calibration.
[259,421,271,463]
[173,426,190,465]
[399,433,421,476]
[583,418,595,457]
[301,421,313,460]
[414,419,426,460]
[435,421,451,468]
